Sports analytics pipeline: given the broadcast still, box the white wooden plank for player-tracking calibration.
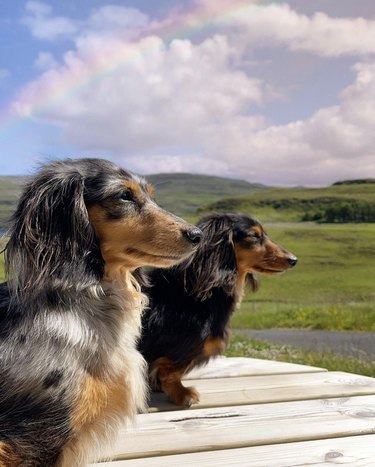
[107,394,375,460]
[150,371,375,411]
[92,434,375,466]
[183,356,326,379]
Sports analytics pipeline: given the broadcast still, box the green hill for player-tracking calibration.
[1,174,375,230]
[200,182,375,223]
[146,173,266,217]
[0,173,265,230]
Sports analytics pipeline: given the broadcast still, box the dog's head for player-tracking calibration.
[181,212,296,299]
[231,214,297,276]
[84,160,202,277]
[6,158,201,294]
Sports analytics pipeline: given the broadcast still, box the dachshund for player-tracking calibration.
[139,212,297,407]
[0,158,202,466]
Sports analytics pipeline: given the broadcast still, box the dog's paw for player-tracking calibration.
[170,385,200,407]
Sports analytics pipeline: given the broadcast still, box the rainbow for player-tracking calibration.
[1,0,266,136]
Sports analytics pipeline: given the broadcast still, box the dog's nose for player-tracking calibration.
[288,256,298,267]
[183,227,202,245]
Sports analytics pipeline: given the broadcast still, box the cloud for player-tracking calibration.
[22,1,150,42]
[13,1,375,185]
[237,4,375,57]
[87,5,149,37]
[23,1,78,41]
[216,60,375,185]
[13,33,264,144]
[194,0,375,57]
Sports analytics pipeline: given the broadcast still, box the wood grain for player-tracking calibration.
[108,394,375,460]
[150,371,375,411]
[183,356,326,379]
[92,433,375,466]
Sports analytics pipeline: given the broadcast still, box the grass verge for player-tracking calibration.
[226,335,375,378]
[232,302,375,331]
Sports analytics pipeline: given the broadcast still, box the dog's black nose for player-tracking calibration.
[288,256,298,267]
[183,227,202,245]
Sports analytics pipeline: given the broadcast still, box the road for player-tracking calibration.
[234,329,375,360]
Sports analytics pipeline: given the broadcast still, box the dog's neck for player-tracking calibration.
[234,270,248,307]
[104,263,135,286]
[103,264,145,313]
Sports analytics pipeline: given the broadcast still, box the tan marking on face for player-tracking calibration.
[251,225,264,237]
[146,183,154,197]
[235,236,295,275]
[124,180,143,199]
[88,203,196,279]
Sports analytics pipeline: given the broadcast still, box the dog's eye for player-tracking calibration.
[118,190,134,202]
[249,231,261,242]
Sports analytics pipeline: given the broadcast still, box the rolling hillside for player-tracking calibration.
[1,174,374,231]
[199,182,375,223]
[146,173,266,217]
[0,173,265,230]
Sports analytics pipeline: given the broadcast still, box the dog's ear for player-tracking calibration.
[181,215,237,300]
[6,166,103,296]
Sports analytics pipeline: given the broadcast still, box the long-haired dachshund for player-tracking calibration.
[0,158,201,466]
[139,212,297,407]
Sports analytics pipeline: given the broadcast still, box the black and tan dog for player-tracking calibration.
[0,158,201,466]
[139,212,297,407]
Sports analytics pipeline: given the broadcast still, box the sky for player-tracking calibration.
[0,0,375,186]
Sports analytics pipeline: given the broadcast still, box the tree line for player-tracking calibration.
[302,201,375,223]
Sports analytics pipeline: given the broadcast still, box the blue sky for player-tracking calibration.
[0,0,374,186]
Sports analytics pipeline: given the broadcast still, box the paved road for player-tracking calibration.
[234,329,375,360]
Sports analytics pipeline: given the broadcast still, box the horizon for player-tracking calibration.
[1,169,374,190]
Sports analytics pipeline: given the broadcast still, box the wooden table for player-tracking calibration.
[92,357,375,466]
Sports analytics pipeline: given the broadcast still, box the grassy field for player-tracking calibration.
[232,222,375,331]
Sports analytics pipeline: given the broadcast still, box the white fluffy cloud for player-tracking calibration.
[23,1,78,40]
[14,1,375,185]
[230,2,375,57]
[23,1,149,41]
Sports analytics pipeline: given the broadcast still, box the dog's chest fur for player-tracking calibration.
[37,281,147,466]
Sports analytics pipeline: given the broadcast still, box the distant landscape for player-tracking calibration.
[2,173,375,230]
[1,173,374,376]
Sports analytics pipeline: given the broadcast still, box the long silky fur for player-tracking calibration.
[180,213,258,299]
[0,159,148,466]
[139,213,259,375]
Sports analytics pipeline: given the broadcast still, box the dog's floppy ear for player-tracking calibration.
[180,214,237,300]
[6,164,103,297]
